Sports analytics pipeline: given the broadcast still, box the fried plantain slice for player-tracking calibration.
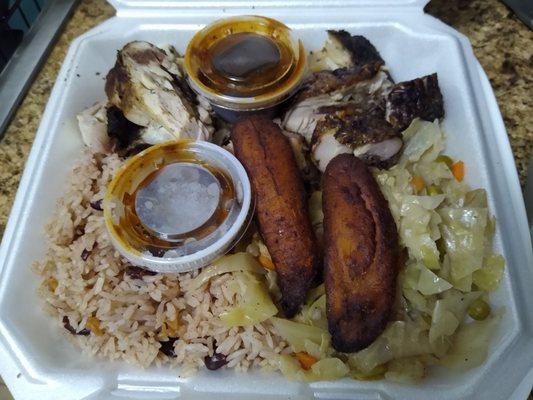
[322,153,399,352]
[232,116,320,317]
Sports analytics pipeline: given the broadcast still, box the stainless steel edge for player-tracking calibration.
[501,0,533,29]
[525,155,533,242]
[0,0,79,139]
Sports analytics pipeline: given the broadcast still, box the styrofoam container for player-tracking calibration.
[1,1,533,399]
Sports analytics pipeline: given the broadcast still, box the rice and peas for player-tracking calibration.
[35,119,505,383]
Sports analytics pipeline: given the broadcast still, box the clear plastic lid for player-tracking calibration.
[103,140,253,273]
[184,15,307,111]
[135,163,222,239]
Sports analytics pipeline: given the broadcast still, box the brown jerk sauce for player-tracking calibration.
[112,145,235,256]
[211,33,281,82]
[188,19,299,98]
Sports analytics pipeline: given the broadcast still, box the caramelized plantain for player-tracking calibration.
[231,116,319,317]
[322,154,399,352]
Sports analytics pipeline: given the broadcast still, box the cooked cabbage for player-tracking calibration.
[347,336,391,374]
[429,290,481,353]
[308,191,324,226]
[417,264,453,295]
[308,191,324,239]
[385,357,425,383]
[276,355,349,382]
[439,313,501,371]
[350,364,387,381]
[400,200,441,269]
[296,294,328,330]
[348,320,432,374]
[306,358,349,381]
[302,332,332,360]
[464,189,488,207]
[473,255,505,291]
[400,263,452,296]
[220,272,277,326]
[264,268,282,301]
[439,207,488,280]
[270,317,329,353]
[402,288,432,314]
[413,161,454,185]
[359,120,504,381]
[306,283,325,304]
[399,120,444,164]
[245,235,282,301]
[188,252,264,290]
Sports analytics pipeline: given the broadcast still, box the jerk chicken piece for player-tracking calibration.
[76,101,112,153]
[106,105,141,150]
[105,105,158,157]
[282,129,321,191]
[105,41,213,144]
[308,30,385,72]
[386,73,444,130]
[284,30,390,141]
[283,64,390,144]
[326,30,385,67]
[323,154,400,352]
[231,116,320,317]
[283,31,398,170]
[283,30,445,173]
[294,62,384,104]
[312,104,402,171]
[76,103,153,156]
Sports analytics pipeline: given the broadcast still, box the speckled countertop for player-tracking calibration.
[0,0,531,240]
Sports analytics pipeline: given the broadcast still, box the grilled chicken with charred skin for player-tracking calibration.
[308,30,385,72]
[283,63,389,145]
[322,154,400,352]
[312,103,402,171]
[386,73,444,130]
[283,30,444,173]
[231,116,320,318]
[105,41,213,144]
[79,41,216,154]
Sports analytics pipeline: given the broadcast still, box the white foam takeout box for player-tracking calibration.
[1,0,533,399]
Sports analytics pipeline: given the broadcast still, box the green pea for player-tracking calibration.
[436,155,454,168]
[468,298,491,321]
[428,185,443,196]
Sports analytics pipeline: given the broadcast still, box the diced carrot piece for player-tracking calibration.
[258,255,276,270]
[48,277,58,291]
[158,322,168,340]
[451,161,465,182]
[294,351,317,370]
[411,176,425,193]
[166,318,179,338]
[86,316,104,336]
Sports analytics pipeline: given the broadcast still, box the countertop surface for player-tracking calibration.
[0,0,532,239]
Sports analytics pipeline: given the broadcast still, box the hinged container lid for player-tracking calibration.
[107,0,430,12]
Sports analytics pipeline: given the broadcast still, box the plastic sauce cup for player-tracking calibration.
[104,140,253,273]
[185,15,307,122]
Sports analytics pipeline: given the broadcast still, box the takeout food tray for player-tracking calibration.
[1,1,533,399]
